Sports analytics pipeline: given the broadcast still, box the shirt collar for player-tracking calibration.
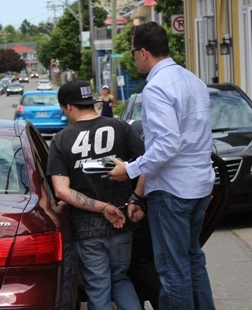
[146,57,176,83]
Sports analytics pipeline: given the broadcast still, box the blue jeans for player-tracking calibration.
[75,230,142,310]
[147,190,216,310]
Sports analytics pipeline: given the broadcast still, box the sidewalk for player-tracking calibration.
[204,228,252,310]
[80,227,252,310]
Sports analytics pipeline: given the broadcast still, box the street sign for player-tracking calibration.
[117,75,125,86]
[111,53,124,58]
[171,15,184,34]
[103,70,110,80]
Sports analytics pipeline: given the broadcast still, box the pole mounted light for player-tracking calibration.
[219,37,232,55]
[206,39,217,56]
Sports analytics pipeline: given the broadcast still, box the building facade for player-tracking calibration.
[184,0,252,98]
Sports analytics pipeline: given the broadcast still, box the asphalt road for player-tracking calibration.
[1,77,252,309]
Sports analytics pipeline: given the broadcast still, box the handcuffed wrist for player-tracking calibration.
[128,193,146,212]
[101,202,111,214]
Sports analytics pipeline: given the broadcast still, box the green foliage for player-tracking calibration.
[155,0,185,66]
[112,102,125,118]
[114,24,147,81]
[114,0,185,71]
[36,0,107,72]
[78,48,92,80]
[155,0,184,24]
[36,35,52,69]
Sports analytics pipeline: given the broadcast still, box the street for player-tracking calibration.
[1,78,252,309]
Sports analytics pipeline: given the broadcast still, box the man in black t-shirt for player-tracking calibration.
[47,80,145,310]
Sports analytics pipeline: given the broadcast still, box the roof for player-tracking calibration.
[11,45,35,53]
[23,90,58,96]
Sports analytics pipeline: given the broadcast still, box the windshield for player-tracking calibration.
[210,89,252,130]
[123,89,252,131]
[22,94,59,106]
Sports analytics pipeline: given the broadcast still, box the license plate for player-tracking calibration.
[37,112,47,117]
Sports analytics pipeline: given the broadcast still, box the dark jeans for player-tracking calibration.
[129,216,161,310]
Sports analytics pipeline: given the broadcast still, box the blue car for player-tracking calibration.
[12,90,67,133]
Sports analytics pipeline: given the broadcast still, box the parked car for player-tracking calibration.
[1,77,11,90]
[0,119,63,309]
[121,82,252,214]
[19,73,29,83]
[12,90,67,133]
[37,79,52,90]
[6,82,24,96]
[30,72,39,78]
[0,81,5,95]
[2,74,15,83]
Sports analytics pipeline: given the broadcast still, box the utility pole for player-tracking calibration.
[46,1,64,27]
[89,0,96,90]
[0,31,8,50]
[77,0,83,39]
[111,0,117,102]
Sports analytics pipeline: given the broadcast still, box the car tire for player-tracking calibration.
[7,93,9,96]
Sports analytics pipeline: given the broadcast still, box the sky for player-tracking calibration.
[0,0,68,29]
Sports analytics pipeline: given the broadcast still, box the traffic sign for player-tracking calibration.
[111,53,124,58]
[171,15,184,34]
[117,75,125,86]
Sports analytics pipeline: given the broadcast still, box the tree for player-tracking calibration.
[114,24,146,81]
[79,48,92,80]
[19,19,32,36]
[113,0,185,84]
[36,0,107,74]
[155,0,185,66]
[36,35,53,70]
[0,49,26,73]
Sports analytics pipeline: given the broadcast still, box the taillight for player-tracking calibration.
[16,105,24,115]
[0,231,62,267]
[0,238,14,266]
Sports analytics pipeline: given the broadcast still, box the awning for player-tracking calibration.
[131,6,151,19]
[104,15,128,25]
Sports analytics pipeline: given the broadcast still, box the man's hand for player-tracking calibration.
[103,204,126,229]
[108,157,128,181]
[128,203,145,223]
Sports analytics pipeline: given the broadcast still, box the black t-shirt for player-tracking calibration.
[47,116,145,239]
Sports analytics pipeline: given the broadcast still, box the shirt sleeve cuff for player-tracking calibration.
[126,160,142,179]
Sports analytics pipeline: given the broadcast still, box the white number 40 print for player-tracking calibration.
[71,126,115,157]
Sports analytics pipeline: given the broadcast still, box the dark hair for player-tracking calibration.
[131,22,169,58]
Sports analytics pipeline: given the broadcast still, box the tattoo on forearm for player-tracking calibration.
[70,189,96,209]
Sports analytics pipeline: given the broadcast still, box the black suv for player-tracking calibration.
[121,83,252,214]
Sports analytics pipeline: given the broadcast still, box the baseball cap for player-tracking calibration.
[102,85,110,90]
[58,80,100,105]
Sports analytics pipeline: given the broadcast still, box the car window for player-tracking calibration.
[28,126,57,206]
[122,89,252,131]
[39,80,50,84]
[0,137,29,194]
[210,90,252,129]
[22,94,59,106]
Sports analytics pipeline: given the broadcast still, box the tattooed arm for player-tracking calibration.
[51,175,125,228]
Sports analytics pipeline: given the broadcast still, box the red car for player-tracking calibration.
[0,119,63,309]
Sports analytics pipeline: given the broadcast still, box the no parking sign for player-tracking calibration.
[171,15,184,34]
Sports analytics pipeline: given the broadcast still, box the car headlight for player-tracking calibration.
[6,88,10,91]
